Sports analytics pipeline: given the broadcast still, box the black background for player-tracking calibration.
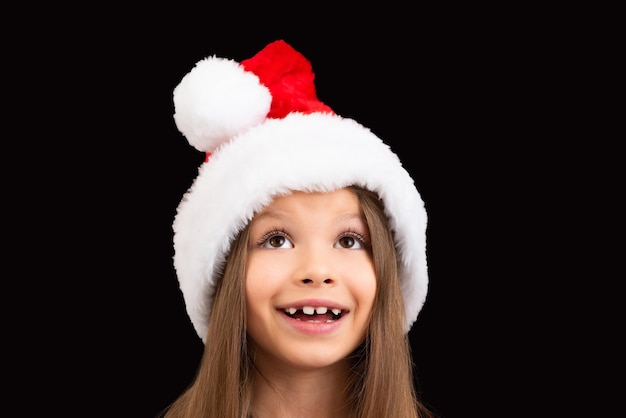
[8,6,600,418]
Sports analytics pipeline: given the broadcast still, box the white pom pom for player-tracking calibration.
[173,56,272,153]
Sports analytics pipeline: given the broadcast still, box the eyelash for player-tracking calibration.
[256,228,290,247]
[341,229,369,248]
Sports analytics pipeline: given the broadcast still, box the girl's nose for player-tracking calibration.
[301,277,334,286]
[295,246,336,287]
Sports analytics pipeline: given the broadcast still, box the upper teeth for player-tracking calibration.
[285,306,341,315]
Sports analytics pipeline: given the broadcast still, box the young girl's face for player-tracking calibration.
[245,188,377,371]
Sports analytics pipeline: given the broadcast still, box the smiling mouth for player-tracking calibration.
[281,306,345,322]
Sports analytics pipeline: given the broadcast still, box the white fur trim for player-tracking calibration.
[173,112,428,342]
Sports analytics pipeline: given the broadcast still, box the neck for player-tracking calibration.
[250,361,352,418]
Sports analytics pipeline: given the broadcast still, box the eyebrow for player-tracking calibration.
[251,209,288,223]
[336,213,366,223]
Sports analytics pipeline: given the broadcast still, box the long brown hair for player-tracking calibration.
[160,186,435,417]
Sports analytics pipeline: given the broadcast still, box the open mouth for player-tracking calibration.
[281,306,345,323]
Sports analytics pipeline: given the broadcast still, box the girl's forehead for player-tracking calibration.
[256,189,360,215]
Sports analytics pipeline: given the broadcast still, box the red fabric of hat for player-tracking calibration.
[241,40,334,118]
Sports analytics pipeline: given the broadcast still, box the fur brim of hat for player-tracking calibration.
[173,111,428,342]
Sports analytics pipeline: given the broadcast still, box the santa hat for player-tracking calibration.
[172,40,428,343]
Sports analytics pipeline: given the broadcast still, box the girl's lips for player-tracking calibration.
[278,309,347,335]
[275,298,351,335]
[276,298,349,311]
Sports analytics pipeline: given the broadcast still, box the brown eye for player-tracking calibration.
[334,231,367,250]
[268,235,286,248]
[258,230,293,249]
[338,236,355,249]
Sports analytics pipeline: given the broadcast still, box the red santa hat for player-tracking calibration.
[172,40,428,342]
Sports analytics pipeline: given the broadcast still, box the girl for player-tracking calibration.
[160,40,435,418]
